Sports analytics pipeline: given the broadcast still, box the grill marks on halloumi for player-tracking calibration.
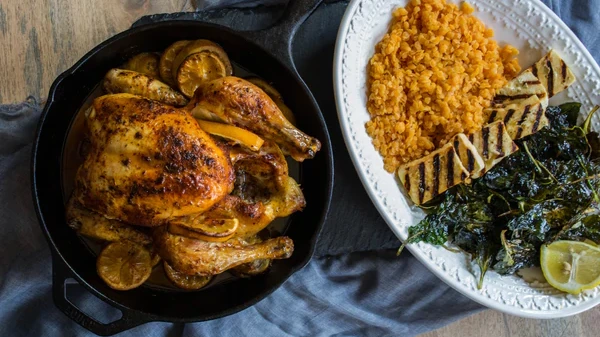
[452,133,485,177]
[396,49,577,205]
[530,50,576,97]
[491,68,549,110]
[398,143,469,205]
[486,95,549,140]
[468,121,518,179]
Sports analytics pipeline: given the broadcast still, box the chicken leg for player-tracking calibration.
[154,226,293,276]
[188,76,321,162]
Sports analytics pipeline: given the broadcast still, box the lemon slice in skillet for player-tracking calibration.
[541,240,600,294]
[124,52,161,78]
[196,119,264,151]
[164,261,212,290]
[171,39,233,97]
[159,40,190,87]
[96,241,152,291]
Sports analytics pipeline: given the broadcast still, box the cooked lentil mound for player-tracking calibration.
[366,0,520,172]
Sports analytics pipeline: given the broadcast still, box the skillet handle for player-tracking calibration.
[51,254,148,336]
[242,0,323,72]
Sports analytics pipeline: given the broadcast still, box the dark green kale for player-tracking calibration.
[406,102,600,288]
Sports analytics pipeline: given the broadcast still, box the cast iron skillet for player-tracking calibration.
[31,0,333,335]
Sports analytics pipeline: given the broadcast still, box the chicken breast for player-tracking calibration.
[75,93,234,226]
[398,142,470,205]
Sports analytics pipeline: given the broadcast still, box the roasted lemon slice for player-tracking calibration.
[541,240,600,294]
[176,52,229,97]
[164,262,212,290]
[196,119,264,151]
[159,40,190,86]
[168,218,238,242]
[246,77,296,125]
[96,241,152,290]
[150,251,162,267]
[171,40,233,97]
[124,52,160,78]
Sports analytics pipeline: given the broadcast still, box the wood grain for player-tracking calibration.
[0,0,193,103]
[1,0,599,335]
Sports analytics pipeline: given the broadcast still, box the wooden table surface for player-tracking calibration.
[1,0,598,335]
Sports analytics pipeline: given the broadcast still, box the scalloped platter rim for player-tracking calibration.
[333,0,600,318]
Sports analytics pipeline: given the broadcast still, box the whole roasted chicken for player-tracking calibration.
[67,78,320,288]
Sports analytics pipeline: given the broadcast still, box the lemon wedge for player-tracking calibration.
[541,240,600,294]
[196,119,264,151]
[96,241,152,290]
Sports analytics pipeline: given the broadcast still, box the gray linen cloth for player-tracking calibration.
[1,0,598,336]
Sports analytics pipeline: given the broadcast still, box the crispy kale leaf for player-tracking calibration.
[406,102,600,286]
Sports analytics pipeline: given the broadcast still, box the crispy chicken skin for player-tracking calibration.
[74,93,234,226]
[104,68,188,106]
[188,76,321,161]
[154,227,293,276]
[155,141,305,275]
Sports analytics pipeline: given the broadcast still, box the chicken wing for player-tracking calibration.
[74,93,234,226]
[104,68,188,106]
[66,196,152,246]
[188,76,321,161]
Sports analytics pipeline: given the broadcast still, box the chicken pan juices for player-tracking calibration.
[65,39,321,291]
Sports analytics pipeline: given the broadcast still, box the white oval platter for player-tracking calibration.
[333,0,600,318]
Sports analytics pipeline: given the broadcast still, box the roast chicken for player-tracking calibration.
[189,76,321,162]
[69,91,311,281]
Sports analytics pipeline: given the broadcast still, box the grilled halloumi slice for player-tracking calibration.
[468,121,519,179]
[530,50,576,97]
[486,95,549,140]
[398,143,469,205]
[492,68,549,110]
[451,133,485,177]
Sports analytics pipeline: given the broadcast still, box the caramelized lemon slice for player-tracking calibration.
[150,251,162,267]
[96,241,152,290]
[124,52,160,78]
[159,40,190,86]
[171,40,232,80]
[196,119,264,151]
[541,240,600,294]
[176,52,229,97]
[168,218,238,242]
[164,262,212,290]
[246,77,296,125]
